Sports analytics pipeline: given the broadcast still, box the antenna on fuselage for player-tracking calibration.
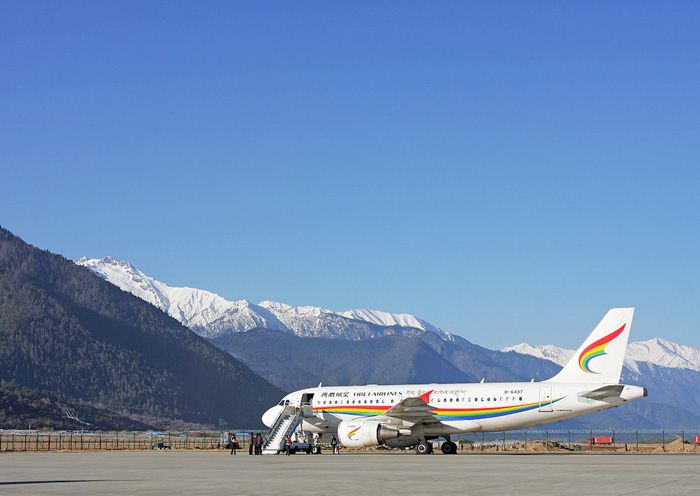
[480,378,485,383]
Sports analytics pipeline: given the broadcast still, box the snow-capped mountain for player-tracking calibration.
[76,256,700,425]
[503,338,700,374]
[504,339,700,420]
[625,338,700,374]
[75,257,459,342]
[501,343,574,367]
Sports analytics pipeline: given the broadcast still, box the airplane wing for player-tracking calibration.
[373,396,441,425]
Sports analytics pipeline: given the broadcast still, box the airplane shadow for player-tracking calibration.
[0,480,135,486]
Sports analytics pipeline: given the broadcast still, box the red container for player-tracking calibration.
[695,435,700,444]
[588,436,613,445]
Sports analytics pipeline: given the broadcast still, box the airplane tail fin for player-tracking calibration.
[547,308,634,384]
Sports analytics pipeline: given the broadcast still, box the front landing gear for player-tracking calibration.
[415,441,433,454]
[441,441,458,454]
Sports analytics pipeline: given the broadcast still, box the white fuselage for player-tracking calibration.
[262,381,646,437]
[261,308,646,450]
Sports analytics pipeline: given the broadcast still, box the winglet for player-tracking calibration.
[547,308,634,384]
[418,390,433,403]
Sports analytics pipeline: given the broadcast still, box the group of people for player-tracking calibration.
[231,432,341,456]
[318,433,342,455]
[229,432,264,455]
[249,432,264,455]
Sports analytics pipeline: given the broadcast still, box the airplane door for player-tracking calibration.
[539,386,553,412]
[301,393,314,417]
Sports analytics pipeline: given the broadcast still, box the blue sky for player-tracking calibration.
[2,1,699,350]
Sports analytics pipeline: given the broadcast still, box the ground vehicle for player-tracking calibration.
[587,436,613,445]
[285,442,313,454]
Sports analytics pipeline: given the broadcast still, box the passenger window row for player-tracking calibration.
[316,396,524,406]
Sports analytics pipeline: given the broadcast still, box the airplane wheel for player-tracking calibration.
[416,441,432,454]
[441,441,458,454]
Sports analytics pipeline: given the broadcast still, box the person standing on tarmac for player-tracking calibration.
[249,434,254,455]
[330,434,339,454]
[256,433,263,455]
[284,435,292,456]
[230,433,237,455]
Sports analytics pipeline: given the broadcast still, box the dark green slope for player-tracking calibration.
[0,227,283,429]
[0,382,152,431]
[212,327,694,430]
[210,328,476,392]
[404,332,562,383]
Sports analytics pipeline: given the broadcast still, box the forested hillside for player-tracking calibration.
[0,382,151,431]
[211,328,476,391]
[0,227,283,429]
[211,326,564,393]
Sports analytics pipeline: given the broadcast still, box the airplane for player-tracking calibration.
[261,308,647,454]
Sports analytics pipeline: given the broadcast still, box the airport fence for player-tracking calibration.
[1,429,699,453]
[452,429,700,453]
[0,430,259,452]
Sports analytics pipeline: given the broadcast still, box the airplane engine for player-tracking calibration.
[337,420,400,448]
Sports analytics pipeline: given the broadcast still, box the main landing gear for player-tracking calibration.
[415,440,458,454]
[415,441,433,454]
[441,441,458,454]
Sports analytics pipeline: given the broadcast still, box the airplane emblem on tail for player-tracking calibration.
[579,324,626,374]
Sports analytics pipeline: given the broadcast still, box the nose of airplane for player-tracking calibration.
[262,405,283,428]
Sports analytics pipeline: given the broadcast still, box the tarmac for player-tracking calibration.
[1,451,699,495]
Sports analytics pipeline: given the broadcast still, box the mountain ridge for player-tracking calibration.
[78,257,695,369]
[74,255,700,429]
[211,328,476,392]
[1,229,283,430]
[76,257,464,343]
[503,337,700,373]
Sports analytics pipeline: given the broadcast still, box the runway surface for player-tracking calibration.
[1,451,699,495]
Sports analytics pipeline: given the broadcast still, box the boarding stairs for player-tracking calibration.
[262,405,303,454]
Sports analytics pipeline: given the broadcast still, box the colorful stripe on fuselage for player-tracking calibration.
[313,397,564,421]
[314,405,387,417]
[435,398,564,420]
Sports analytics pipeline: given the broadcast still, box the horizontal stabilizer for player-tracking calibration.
[579,385,625,401]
